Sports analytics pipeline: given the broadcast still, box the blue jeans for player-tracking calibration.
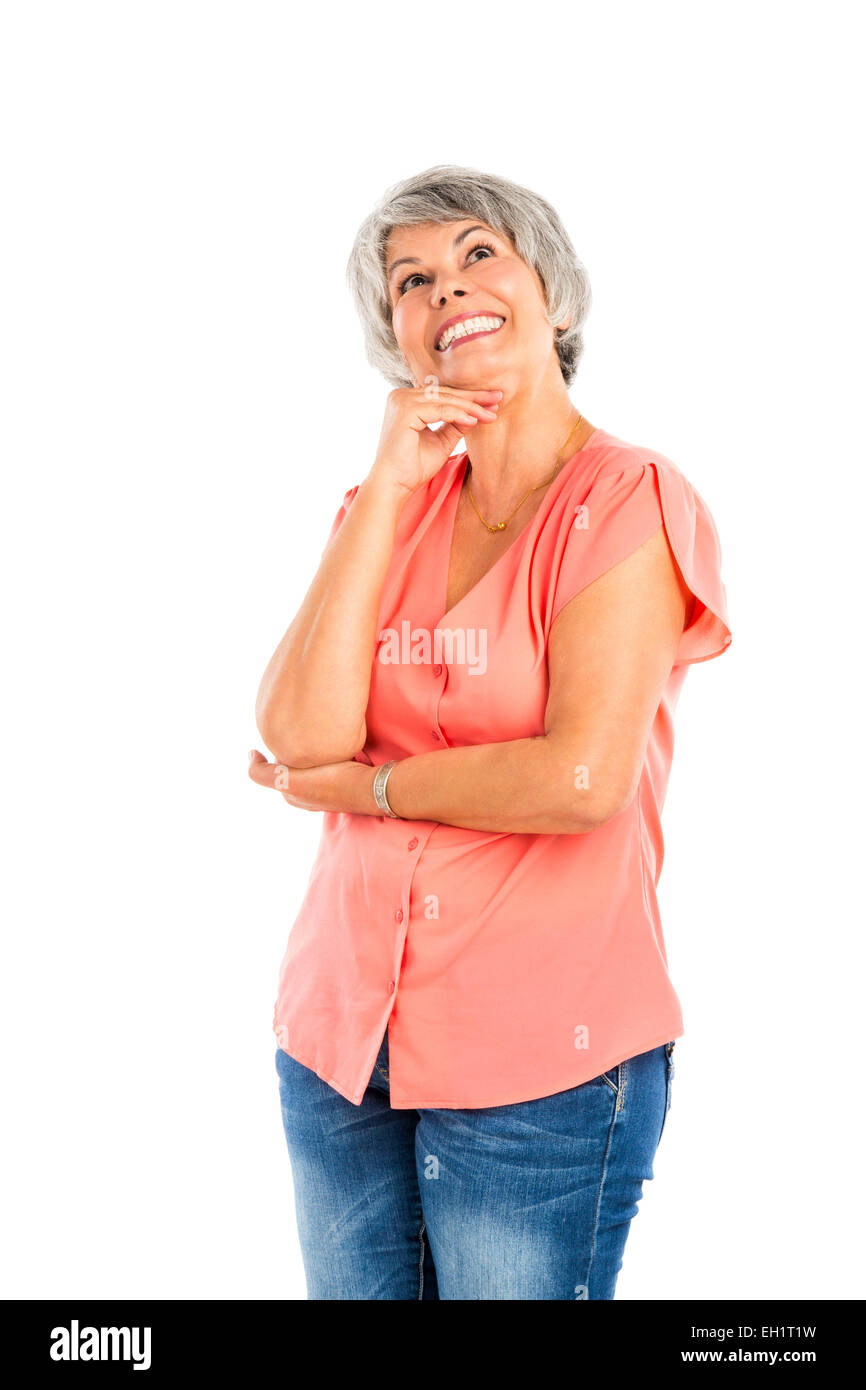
[275,1031,675,1300]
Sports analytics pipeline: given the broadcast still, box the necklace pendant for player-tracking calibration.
[496,521,506,530]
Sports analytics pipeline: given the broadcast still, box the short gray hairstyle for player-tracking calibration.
[345,164,592,388]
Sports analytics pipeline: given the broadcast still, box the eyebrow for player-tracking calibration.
[386,225,493,281]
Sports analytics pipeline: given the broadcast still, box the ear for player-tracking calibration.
[555,315,572,333]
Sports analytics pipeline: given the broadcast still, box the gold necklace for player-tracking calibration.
[466,414,584,533]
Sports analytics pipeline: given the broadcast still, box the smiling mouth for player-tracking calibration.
[435,315,505,352]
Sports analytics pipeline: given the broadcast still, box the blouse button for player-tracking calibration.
[432,730,441,740]
[387,980,395,994]
[395,908,404,923]
[407,837,418,851]
[433,664,443,677]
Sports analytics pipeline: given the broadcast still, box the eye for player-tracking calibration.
[395,240,498,296]
[397,270,426,295]
[466,240,497,262]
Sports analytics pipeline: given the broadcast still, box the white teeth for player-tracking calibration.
[437,315,504,350]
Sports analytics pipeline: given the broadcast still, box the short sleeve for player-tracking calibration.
[320,484,360,558]
[551,458,732,666]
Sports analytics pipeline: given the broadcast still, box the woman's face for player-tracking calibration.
[385,218,566,390]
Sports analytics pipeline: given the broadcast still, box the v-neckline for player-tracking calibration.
[438,428,603,624]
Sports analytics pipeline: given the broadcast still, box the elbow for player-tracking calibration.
[255,705,366,769]
[560,799,630,835]
[566,798,630,834]
[557,766,639,834]
[542,730,642,833]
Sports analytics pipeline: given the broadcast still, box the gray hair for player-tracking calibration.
[345,164,592,388]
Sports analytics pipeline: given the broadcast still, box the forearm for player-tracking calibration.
[353,735,627,834]
[255,472,408,766]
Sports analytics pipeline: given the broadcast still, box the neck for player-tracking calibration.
[461,362,592,512]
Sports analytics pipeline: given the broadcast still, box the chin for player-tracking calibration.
[439,348,507,378]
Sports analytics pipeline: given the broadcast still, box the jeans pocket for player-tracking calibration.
[588,1060,626,1107]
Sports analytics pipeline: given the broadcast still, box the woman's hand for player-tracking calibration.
[248,749,379,816]
[369,384,503,497]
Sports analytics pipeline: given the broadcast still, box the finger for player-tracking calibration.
[458,399,500,418]
[434,421,469,452]
[411,401,497,430]
[248,753,290,790]
[248,757,276,786]
[415,385,503,402]
[248,748,270,782]
[417,390,501,414]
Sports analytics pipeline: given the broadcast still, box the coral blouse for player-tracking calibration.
[272,427,732,1109]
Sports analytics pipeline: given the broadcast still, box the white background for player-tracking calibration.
[2,1,863,1301]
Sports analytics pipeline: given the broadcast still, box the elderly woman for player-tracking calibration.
[249,165,732,1301]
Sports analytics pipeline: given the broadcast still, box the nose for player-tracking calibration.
[429,272,469,308]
